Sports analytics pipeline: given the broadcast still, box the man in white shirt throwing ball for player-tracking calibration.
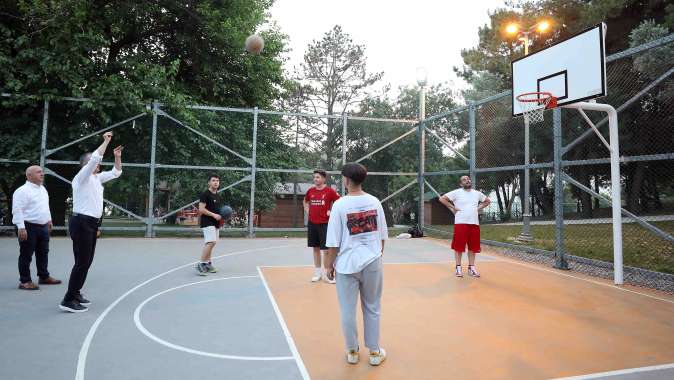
[60,131,123,313]
[439,176,491,278]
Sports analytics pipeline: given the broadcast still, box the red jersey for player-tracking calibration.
[304,186,340,224]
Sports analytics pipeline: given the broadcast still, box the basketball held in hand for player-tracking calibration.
[218,205,233,227]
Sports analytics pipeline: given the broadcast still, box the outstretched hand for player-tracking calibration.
[103,132,113,142]
[113,145,124,158]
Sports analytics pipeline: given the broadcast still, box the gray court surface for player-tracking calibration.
[0,237,672,380]
[0,237,455,380]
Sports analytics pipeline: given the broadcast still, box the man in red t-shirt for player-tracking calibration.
[303,169,340,283]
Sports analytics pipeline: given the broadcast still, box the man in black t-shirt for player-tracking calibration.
[197,174,223,276]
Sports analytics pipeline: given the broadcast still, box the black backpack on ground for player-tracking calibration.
[408,224,424,238]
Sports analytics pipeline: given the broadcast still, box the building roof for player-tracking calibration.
[273,183,338,196]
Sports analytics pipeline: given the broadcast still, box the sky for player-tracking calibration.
[268,0,506,93]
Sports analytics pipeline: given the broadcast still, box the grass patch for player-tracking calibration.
[427,222,674,275]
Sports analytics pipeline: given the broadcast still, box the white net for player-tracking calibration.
[517,93,552,125]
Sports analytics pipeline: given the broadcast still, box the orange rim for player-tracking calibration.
[517,92,557,109]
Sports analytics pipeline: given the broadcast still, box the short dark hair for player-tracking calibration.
[79,153,91,167]
[207,174,220,181]
[341,163,367,185]
[313,169,327,178]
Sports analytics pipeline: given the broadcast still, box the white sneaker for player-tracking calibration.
[311,269,322,282]
[455,265,463,278]
[468,265,480,278]
[323,270,336,284]
[369,347,386,366]
[346,348,360,364]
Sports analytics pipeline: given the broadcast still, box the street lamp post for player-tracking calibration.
[505,20,551,243]
[417,68,427,229]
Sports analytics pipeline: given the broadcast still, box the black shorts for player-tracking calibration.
[307,222,328,250]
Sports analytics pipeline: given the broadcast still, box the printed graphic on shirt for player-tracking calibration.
[346,209,378,236]
[310,193,326,207]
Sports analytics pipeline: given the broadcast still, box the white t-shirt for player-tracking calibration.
[326,194,389,274]
[444,188,487,225]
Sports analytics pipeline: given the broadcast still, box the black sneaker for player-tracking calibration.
[196,262,209,276]
[75,293,91,306]
[59,300,88,313]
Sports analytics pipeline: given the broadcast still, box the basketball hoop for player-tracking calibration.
[516,92,557,124]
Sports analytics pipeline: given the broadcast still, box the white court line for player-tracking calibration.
[551,363,674,379]
[487,255,674,305]
[424,238,674,305]
[257,267,311,380]
[75,244,298,380]
[133,276,294,361]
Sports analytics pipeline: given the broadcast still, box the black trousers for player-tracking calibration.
[64,214,99,302]
[17,222,50,283]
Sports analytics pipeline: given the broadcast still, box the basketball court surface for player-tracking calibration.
[2,236,673,380]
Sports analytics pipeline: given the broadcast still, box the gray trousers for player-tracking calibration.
[336,257,383,352]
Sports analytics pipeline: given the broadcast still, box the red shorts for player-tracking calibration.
[451,224,481,253]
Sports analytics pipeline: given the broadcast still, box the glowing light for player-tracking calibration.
[506,23,519,35]
[537,20,551,32]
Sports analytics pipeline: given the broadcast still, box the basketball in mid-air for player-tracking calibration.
[245,34,264,54]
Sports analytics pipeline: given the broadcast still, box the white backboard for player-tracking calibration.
[511,23,607,116]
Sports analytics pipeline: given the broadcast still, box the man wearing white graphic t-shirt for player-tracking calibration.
[439,176,491,278]
[325,163,388,367]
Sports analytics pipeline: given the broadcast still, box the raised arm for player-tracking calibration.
[75,132,112,183]
[113,145,123,171]
[96,132,113,157]
[98,146,124,184]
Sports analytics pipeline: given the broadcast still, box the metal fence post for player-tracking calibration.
[341,113,347,194]
[418,123,426,229]
[553,108,568,269]
[518,115,533,242]
[39,100,49,168]
[146,102,158,238]
[248,108,258,237]
[469,103,476,184]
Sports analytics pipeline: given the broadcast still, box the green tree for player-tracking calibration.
[454,0,674,219]
[0,0,292,227]
[297,25,383,170]
[353,84,464,224]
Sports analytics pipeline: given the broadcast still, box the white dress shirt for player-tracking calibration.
[72,151,122,218]
[12,181,52,229]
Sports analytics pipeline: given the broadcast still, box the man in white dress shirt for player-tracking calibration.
[60,131,123,313]
[12,165,61,290]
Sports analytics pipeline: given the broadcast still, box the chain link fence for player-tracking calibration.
[2,34,673,291]
[0,96,418,238]
[425,33,674,292]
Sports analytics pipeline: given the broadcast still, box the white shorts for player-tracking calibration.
[202,226,219,243]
